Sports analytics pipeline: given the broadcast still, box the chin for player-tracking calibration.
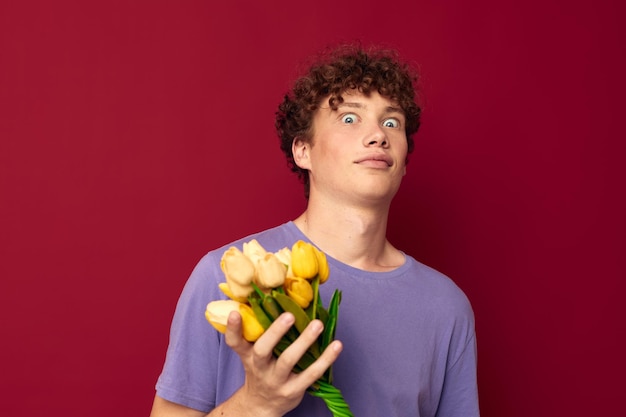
[354,186,400,204]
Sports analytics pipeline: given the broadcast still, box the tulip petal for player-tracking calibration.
[314,247,329,283]
[205,300,241,334]
[291,240,318,279]
[239,303,265,342]
[255,253,287,289]
[284,276,314,309]
[218,282,248,303]
[243,239,267,265]
[221,247,255,286]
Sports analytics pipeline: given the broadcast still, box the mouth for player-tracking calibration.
[354,154,393,167]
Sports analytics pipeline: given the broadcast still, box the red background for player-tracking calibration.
[1,1,624,416]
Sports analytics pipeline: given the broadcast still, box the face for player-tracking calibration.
[293,90,409,206]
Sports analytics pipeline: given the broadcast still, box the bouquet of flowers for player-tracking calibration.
[205,239,354,417]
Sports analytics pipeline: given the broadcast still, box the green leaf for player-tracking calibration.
[249,297,272,330]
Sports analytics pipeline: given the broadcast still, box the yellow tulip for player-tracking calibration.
[284,276,314,308]
[239,303,265,342]
[220,247,255,299]
[218,282,248,303]
[273,247,291,267]
[274,247,294,278]
[243,239,267,265]
[226,280,253,299]
[205,299,240,334]
[255,253,287,289]
[313,246,329,284]
[291,240,318,279]
[205,300,266,342]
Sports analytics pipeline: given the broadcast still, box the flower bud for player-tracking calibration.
[255,253,287,289]
[239,303,265,342]
[227,281,254,299]
[313,246,329,284]
[273,247,291,266]
[291,240,318,279]
[284,276,314,308]
[218,282,248,303]
[205,300,265,342]
[274,247,294,277]
[205,299,240,334]
[243,239,267,265]
[220,247,255,299]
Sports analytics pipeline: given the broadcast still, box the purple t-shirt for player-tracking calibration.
[155,222,479,416]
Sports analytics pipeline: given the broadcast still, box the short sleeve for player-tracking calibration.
[155,252,224,412]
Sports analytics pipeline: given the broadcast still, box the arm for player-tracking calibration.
[149,396,207,417]
[435,333,480,417]
[150,311,343,417]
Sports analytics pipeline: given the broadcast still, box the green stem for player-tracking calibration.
[309,275,320,321]
[307,380,354,417]
[250,282,266,300]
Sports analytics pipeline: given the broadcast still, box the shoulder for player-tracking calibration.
[402,257,477,365]
[190,221,305,299]
[195,222,294,263]
[404,256,475,322]
[207,221,299,256]
[408,257,470,299]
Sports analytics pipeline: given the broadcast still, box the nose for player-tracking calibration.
[363,124,388,148]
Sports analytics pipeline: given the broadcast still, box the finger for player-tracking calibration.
[286,340,343,395]
[224,310,249,353]
[252,312,296,359]
[274,319,324,375]
[299,340,343,384]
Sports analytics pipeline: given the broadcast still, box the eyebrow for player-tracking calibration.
[337,101,404,115]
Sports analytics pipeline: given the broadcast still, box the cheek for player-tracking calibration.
[315,141,342,162]
[398,138,409,159]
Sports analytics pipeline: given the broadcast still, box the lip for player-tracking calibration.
[354,153,393,167]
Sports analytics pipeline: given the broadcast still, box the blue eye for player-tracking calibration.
[341,113,357,124]
[383,118,400,128]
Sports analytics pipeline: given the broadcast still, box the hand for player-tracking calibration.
[224,310,343,417]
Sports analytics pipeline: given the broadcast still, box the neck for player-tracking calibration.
[293,195,404,272]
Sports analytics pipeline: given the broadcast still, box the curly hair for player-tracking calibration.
[275,43,421,198]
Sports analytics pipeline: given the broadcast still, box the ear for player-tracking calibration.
[292,137,311,170]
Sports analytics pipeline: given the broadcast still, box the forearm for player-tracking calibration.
[149,395,207,417]
[150,390,283,417]
[205,387,283,417]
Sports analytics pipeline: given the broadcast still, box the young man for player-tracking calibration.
[150,45,479,417]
